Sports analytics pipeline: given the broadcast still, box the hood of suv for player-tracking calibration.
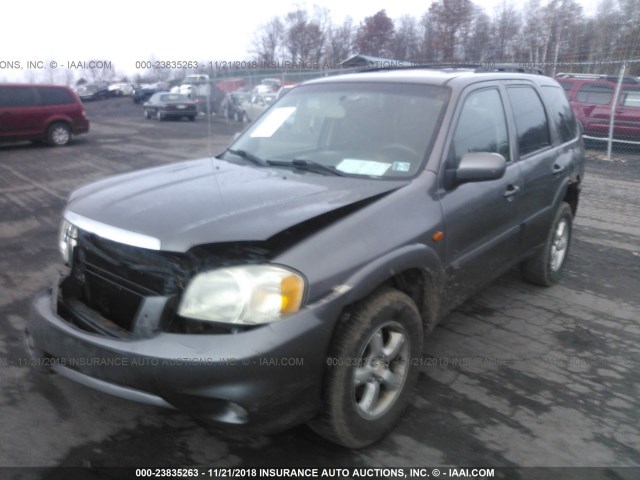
[66,158,408,252]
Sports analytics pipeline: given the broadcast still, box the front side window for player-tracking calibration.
[39,87,74,106]
[507,86,551,156]
[227,82,450,178]
[448,88,510,168]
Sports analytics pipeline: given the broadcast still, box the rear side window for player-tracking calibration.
[507,86,551,156]
[448,88,510,167]
[39,87,74,105]
[576,83,613,105]
[541,85,578,143]
[621,89,640,107]
[0,86,38,107]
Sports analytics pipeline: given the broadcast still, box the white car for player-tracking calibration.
[108,83,134,96]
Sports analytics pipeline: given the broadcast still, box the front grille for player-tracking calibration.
[59,229,190,334]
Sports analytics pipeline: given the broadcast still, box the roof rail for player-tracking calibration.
[359,62,544,75]
[555,72,640,83]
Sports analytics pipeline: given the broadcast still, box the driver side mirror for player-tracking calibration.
[456,152,506,184]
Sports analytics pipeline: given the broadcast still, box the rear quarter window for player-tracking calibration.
[621,89,640,107]
[541,85,578,144]
[38,87,75,106]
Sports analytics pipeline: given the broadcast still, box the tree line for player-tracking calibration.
[251,0,640,75]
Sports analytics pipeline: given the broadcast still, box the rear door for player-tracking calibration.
[504,83,561,253]
[440,84,523,303]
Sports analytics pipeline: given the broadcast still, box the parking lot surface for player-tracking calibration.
[1,98,639,475]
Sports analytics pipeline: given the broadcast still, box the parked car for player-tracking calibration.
[132,82,170,104]
[241,92,277,122]
[76,83,112,101]
[143,93,198,121]
[0,83,89,146]
[226,90,251,121]
[27,68,584,448]
[556,73,640,139]
[108,83,134,97]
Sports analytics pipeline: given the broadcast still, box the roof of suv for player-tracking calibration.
[305,68,557,89]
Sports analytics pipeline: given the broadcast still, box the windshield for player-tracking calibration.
[228,82,449,178]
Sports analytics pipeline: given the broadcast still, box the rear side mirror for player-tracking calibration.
[456,152,506,183]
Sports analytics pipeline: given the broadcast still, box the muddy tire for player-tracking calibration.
[521,202,573,286]
[309,287,423,448]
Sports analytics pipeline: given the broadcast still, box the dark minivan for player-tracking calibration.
[0,84,89,146]
[27,68,584,448]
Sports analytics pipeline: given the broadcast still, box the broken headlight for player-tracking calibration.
[177,265,305,325]
[58,219,77,266]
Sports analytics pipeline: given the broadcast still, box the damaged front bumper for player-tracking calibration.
[26,288,340,432]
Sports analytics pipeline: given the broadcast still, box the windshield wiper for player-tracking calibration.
[266,159,345,176]
[225,148,269,167]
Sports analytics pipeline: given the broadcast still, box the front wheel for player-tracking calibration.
[47,122,71,146]
[156,110,163,121]
[309,288,423,448]
[521,202,573,286]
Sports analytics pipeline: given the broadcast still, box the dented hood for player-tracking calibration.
[66,158,408,252]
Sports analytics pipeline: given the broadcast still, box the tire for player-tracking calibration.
[144,109,151,119]
[521,202,573,286]
[156,110,163,121]
[188,116,196,122]
[309,287,423,448]
[47,122,71,146]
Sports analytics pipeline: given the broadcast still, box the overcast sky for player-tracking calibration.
[1,0,600,83]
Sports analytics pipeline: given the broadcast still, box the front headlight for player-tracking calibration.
[58,219,77,265]
[177,265,305,325]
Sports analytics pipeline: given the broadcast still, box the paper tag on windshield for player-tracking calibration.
[250,107,296,138]
[336,159,391,176]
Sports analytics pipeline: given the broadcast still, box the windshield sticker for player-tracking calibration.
[392,162,411,172]
[336,159,391,176]
[250,107,296,138]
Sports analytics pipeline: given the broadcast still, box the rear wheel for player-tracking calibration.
[47,122,71,146]
[521,202,573,286]
[309,288,423,448]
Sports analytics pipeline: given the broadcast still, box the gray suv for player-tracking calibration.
[27,68,585,448]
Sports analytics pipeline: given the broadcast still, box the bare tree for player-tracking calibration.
[355,10,395,57]
[251,17,285,64]
[325,17,355,66]
[464,7,493,62]
[427,0,475,61]
[284,9,325,63]
[493,1,520,61]
[391,15,421,61]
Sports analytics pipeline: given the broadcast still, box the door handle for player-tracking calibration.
[552,164,565,175]
[504,185,520,198]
